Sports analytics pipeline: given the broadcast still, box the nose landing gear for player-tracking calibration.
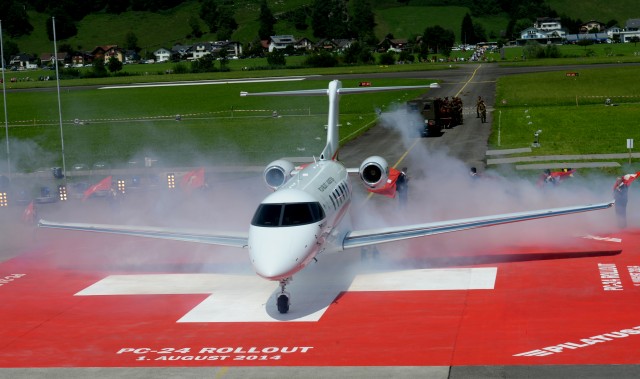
[277,277,292,314]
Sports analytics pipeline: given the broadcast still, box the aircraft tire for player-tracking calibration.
[277,294,290,313]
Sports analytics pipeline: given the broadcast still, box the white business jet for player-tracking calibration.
[39,80,613,314]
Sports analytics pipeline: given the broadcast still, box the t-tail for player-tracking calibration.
[241,80,440,161]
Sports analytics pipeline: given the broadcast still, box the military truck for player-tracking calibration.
[406,96,463,137]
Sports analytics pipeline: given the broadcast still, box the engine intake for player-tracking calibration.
[263,159,295,190]
[359,156,389,188]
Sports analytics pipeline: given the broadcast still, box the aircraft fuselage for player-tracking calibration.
[248,159,351,280]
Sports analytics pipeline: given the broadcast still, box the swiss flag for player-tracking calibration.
[179,167,205,193]
[367,167,401,198]
[622,171,640,186]
[83,176,113,201]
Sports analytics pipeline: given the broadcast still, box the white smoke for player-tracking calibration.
[348,106,620,268]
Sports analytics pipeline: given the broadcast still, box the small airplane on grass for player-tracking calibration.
[39,80,613,314]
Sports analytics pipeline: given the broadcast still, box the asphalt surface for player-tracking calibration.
[3,62,640,378]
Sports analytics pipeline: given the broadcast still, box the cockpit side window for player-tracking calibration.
[282,203,311,226]
[251,204,283,226]
[252,202,325,227]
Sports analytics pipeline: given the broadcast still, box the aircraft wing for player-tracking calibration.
[38,219,249,248]
[342,201,613,250]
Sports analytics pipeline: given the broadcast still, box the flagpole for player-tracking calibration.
[52,17,66,179]
[0,20,10,179]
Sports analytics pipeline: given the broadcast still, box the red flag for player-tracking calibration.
[179,167,205,193]
[22,201,35,224]
[367,167,401,198]
[622,171,640,186]
[83,176,112,201]
[550,169,575,181]
[537,169,575,187]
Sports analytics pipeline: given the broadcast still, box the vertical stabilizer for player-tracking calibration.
[321,80,341,160]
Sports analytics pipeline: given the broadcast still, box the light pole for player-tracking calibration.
[0,20,10,179]
[52,17,67,179]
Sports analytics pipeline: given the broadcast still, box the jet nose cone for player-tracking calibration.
[249,225,318,280]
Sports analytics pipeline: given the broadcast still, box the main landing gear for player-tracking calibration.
[277,277,292,314]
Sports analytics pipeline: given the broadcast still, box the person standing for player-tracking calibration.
[613,177,629,229]
[396,167,409,209]
[479,100,487,123]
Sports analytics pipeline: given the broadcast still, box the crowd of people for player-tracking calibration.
[433,96,464,128]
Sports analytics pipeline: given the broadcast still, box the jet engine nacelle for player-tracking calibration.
[359,155,389,189]
[264,159,295,190]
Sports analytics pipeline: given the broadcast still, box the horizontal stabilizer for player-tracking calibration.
[240,83,439,97]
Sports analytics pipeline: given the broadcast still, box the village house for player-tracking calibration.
[580,20,606,33]
[188,42,214,59]
[269,35,296,52]
[9,53,36,69]
[153,48,172,63]
[518,26,565,45]
[91,45,124,63]
[39,52,67,67]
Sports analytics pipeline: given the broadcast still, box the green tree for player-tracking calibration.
[510,18,533,40]
[311,0,349,39]
[422,25,454,56]
[461,13,475,45]
[473,23,487,43]
[399,50,414,62]
[258,0,276,40]
[310,0,331,38]
[46,14,78,41]
[2,40,19,67]
[1,2,33,37]
[351,0,375,41]
[189,16,203,38]
[217,47,229,69]
[342,41,374,65]
[343,41,364,64]
[378,51,396,65]
[125,31,140,52]
[245,38,266,58]
[91,58,108,77]
[106,56,123,73]
[216,5,238,40]
[266,49,286,66]
[190,55,215,73]
[304,51,338,67]
[200,0,220,33]
[291,8,308,30]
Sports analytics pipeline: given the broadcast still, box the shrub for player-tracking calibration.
[304,52,338,67]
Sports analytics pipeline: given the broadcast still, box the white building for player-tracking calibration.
[269,35,296,52]
[153,48,171,62]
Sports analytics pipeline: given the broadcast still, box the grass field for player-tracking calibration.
[491,66,640,165]
[0,78,431,172]
[373,6,509,43]
[546,0,637,25]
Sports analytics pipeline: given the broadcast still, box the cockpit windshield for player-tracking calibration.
[251,202,325,227]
